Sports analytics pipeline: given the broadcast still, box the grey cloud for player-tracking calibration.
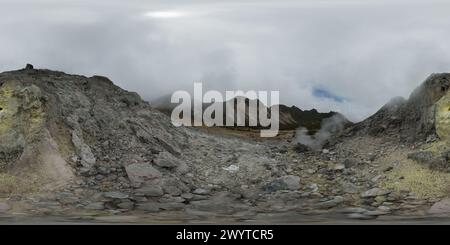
[1,0,450,121]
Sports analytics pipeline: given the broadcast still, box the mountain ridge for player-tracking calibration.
[153,94,352,133]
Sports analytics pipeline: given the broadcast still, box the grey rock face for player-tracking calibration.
[190,192,246,214]
[103,192,129,200]
[315,196,344,209]
[408,151,449,171]
[192,188,210,195]
[429,198,450,214]
[361,188,391,198]
[116,201,135,210]
[264,179,287,193]
[135,203,161,212]
[279,175,301,190]
[125,163,162,187]
[264,175,300,192]
[161,177,189,196]
[0,202,10,213]
[134,185,164,197]
[350,73,450,142]
[71,130,96,168]
[84,202,105,210]
[0,68,189,198]
[154,151,184,169]
[342,158,358,168]
[341,182,360,194]
[339,207,369,214]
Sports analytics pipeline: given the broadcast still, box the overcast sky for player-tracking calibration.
[1,0,450,121]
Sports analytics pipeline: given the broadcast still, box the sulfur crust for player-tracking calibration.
[436,91,450,141]
[381,159,450,199]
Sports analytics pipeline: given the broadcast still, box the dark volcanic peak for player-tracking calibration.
[278,104,350,132]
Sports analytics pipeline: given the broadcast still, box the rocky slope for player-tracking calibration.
[335,73,450,172]
[349,73,450,142]
[0,66,191,212]
[0,66,449,223]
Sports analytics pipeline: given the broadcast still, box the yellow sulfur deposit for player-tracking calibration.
[436,91,450,141]
[0,83,18,135]
[0,82,45,137]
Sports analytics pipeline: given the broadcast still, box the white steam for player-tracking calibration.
[295,114,348,150]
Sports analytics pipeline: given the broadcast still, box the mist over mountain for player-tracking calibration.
[3,1,450,121]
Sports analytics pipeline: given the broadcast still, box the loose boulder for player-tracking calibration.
[125,163,162,187]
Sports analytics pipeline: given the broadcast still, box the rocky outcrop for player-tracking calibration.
[350,73,450,142]
[0,66,188,195]
[0,78,71,185]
